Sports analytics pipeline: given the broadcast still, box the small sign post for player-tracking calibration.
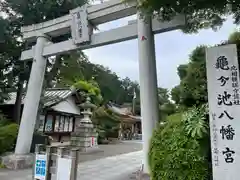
[34,154,47,180]
[56,147,79,180]
[33,145,79,180]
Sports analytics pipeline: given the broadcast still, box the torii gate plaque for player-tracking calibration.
[9,0,185,173]
[70,5,90,44]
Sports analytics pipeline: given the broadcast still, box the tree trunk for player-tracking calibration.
[14,60,32,124]
[46,56,62,88]
[35,81,46,131]
[13,79,23,124]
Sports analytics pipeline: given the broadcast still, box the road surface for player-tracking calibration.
[0,141,143,180]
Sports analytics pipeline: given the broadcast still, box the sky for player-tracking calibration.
[84,15,239,90]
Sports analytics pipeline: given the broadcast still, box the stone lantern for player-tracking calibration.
[70,97,99,152]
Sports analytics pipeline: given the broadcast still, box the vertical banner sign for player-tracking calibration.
[34,154,47,180]
[70,5,90,45]
[206,44,240,180]
[91,137,97,147]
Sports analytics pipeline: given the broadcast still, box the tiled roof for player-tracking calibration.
[107,103,141,121]
[3,88,73,107]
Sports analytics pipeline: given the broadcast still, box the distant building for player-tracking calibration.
[0,88,142,142]
[0,88,84,142]
[106,102,142,139]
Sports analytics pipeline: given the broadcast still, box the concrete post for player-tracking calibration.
[118,123,122,140]
[45,146,53,180]
[137,13,159,174]
[70,148,79,180]
[15,35,49,154]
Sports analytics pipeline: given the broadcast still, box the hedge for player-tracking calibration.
[0,124,19,155]
[148,105,210,180]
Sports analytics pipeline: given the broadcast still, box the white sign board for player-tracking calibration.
[91,137,97,147]
[56,158,72,180]
[206,44,240,180]
[34,154,47,180]
[70,5,90,45]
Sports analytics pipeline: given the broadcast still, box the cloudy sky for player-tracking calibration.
[84,15,238,90]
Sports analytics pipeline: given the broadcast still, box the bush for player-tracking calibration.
[149,104,210,180]
[0,112,10,126]
[0,123,19,155]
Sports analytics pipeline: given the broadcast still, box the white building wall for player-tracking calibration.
[51,96,81,115]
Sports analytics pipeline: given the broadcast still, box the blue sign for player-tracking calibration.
[35,160,46,176]
[34,154,47,180]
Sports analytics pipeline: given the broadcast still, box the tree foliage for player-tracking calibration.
[171,31,240,108]
[158,87,170,105]
[92,106,120,142]
[58,56,141,106]
[73,79,103,105]
[0,0,89,122]
[158,87,176,118]
[125,0,240,33]
[0,0,88,26]
[170,46,207,107]
[149,104,210,180]
[0,113,19,154]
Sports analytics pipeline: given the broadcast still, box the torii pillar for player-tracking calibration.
[137,13,159,174]
[1,35,50,170]
[15,35,50,155]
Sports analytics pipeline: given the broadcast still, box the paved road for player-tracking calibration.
[78,141,142,162]
[0,151,143,180]
[0,141,143,180]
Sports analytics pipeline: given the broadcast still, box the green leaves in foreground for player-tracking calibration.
[183,104,208,139]
[149,104,210,180]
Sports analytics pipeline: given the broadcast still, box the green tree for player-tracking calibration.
[125,0,239,33]
[0,0,88,122]
[171,46,207,107]
[65,58,141,105]
[1,0,88,26]
[73,79,103,105]
[171,85,181,105]
[171,31,240,108]
[53,51,87,87]
[92,106,120,143]
[160,102,176,116]
[149,105,210,180]
[177,64,188,80]
[158,87,170,105]
[158,87,176,118]
[0,17,25,106]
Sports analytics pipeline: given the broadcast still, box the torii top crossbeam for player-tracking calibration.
[21,0,137,40]
[20,0,185,61]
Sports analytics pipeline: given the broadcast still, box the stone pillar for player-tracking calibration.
[137,13,159,174]
[132,123,135,134]
[118,123,122,140]
[15,35,50,155]
[71,97,99,152]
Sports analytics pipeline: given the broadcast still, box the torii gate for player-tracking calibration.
[16,0,185,173]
